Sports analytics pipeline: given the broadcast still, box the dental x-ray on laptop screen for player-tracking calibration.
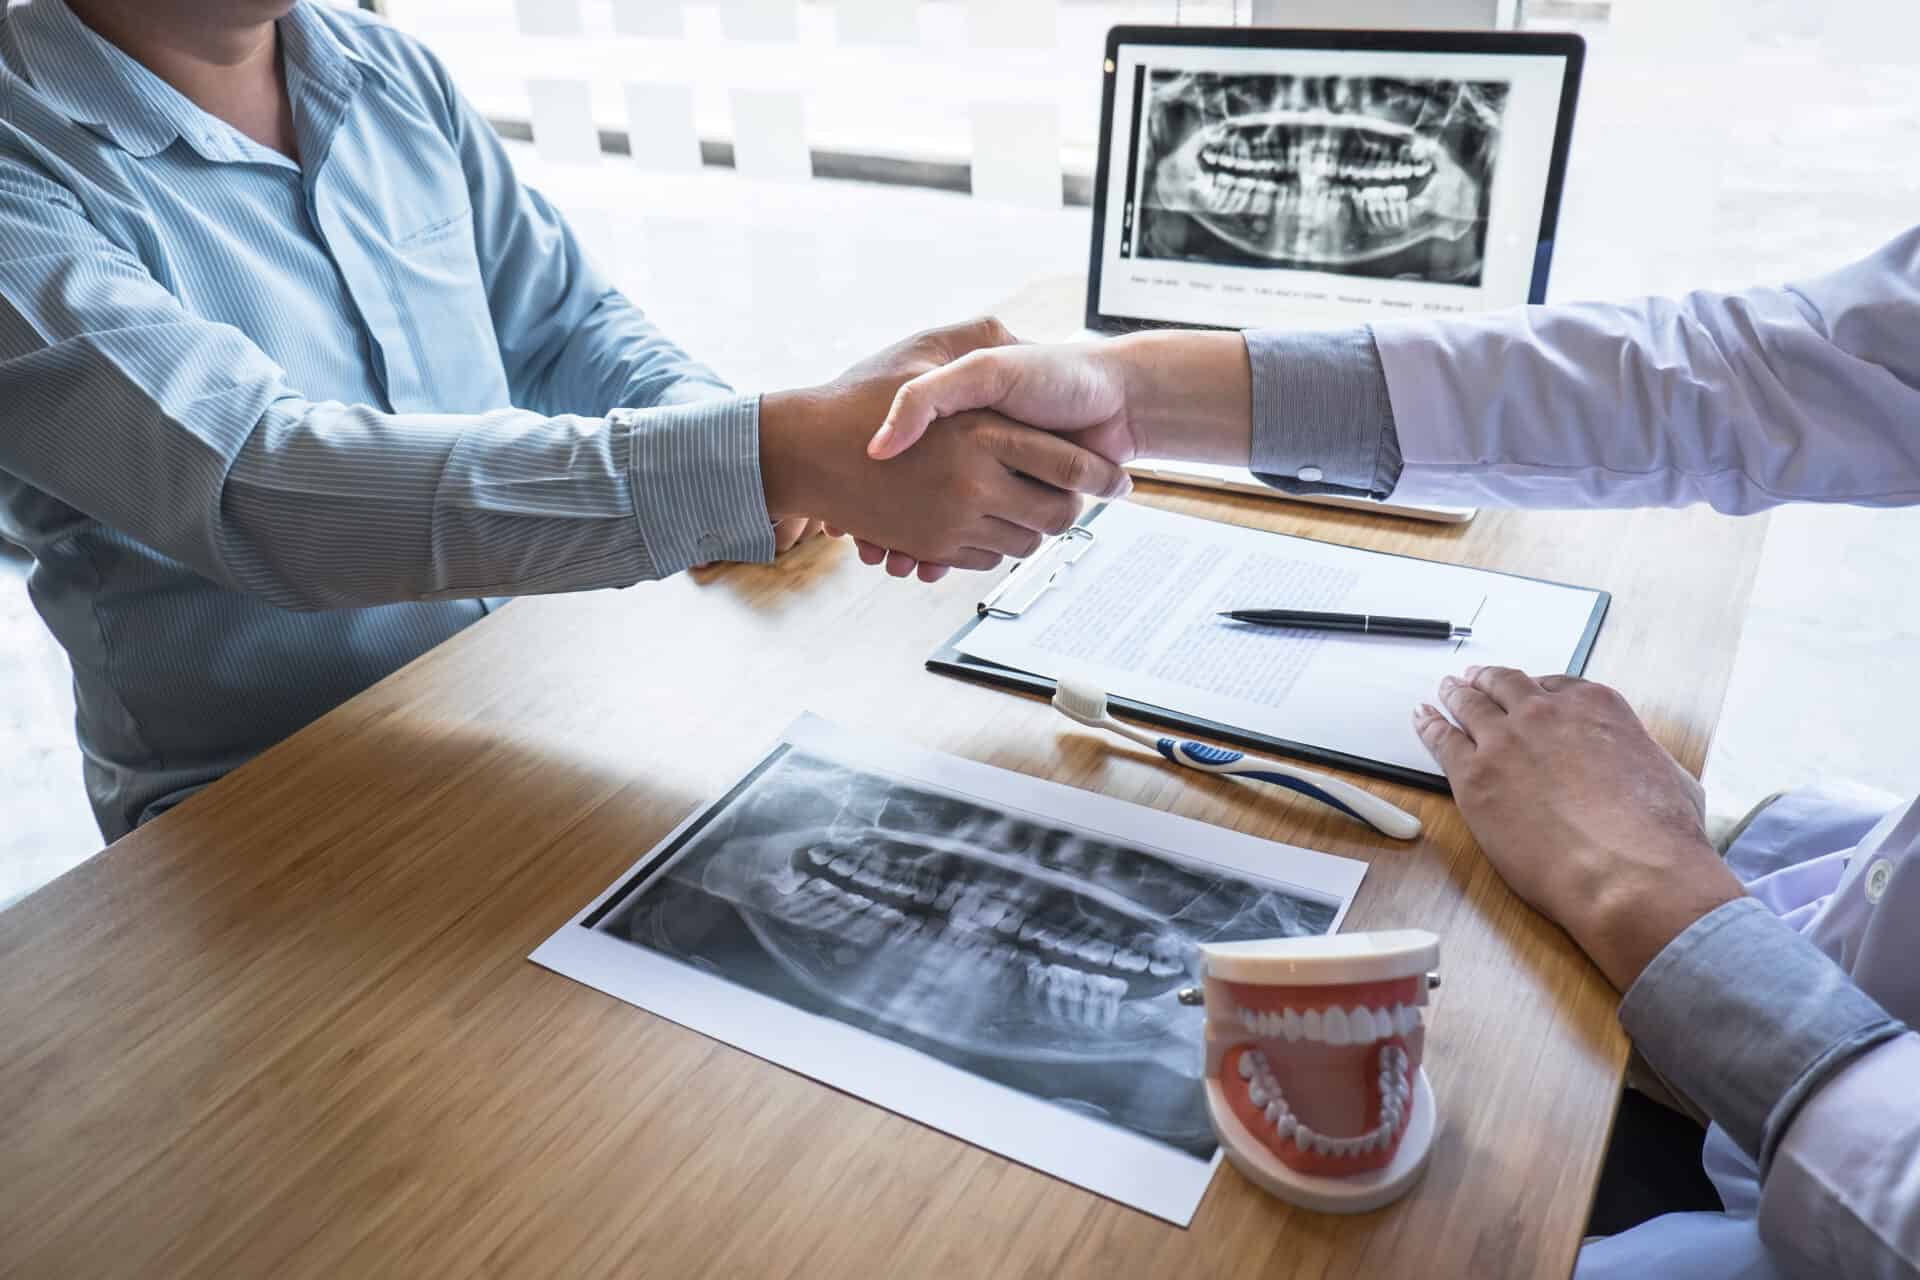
[1091,27,1582,331]
[1088,27,1583,521]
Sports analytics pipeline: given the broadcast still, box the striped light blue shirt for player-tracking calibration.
[0,0,776,840]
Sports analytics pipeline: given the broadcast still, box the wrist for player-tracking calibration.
[1108,336,1164,458]
[1112,330,1253,464]
[759,388,832,520]
[1575,840,1746,991]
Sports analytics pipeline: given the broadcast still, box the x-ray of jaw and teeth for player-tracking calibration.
[1141,72,1510,284]
[599,747,1338,1159]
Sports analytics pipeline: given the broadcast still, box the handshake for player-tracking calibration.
[758,317,1252,583]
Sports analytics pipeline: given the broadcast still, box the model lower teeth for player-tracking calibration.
[1239,1046,1412,1157]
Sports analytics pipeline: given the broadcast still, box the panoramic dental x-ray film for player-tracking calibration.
[535,715,1365,1223]
[1137,72,1509,284]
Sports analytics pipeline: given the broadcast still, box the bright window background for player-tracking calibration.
[379,1,1246,176]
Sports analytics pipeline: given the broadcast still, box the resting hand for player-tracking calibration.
[1412,666,1744,991]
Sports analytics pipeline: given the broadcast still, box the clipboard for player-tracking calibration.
[927,503,1611,794]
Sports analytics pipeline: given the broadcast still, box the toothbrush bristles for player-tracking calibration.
[1052,678,1111,722]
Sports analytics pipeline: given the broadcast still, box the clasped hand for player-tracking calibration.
[835,323,1248,580]
[807,324,1147,582]
[760,319,1131,577]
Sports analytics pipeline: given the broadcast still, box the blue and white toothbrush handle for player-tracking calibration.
[1155,738,1423,840]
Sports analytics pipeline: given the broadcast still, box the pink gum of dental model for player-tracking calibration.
[1200,929,1440,1214]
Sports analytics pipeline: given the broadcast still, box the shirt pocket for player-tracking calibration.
[381,206,509,413]
[393,207,475,252]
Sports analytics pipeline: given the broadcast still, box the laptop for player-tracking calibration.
[1085,25,1585,523]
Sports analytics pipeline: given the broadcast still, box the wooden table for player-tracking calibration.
[0,280,1767,1276]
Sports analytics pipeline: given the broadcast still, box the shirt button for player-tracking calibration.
[1297,466,1324,483]
[1864,858,1893,904]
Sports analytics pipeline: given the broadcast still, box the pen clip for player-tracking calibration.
[977,526,1097,619]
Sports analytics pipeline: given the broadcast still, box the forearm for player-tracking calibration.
[1621,896,1907,1166]
[216,393,769,610]
[1107,329,1254,464]
[3,329,772,612]
[1621,898,1917,1275]
[1760,1036,1920,1278]
[1569,834,1747,993]
[1372,226,1920,513]
[1138,228,1920,513]
[1105,326,1404,499]
[1244,328,1401,498]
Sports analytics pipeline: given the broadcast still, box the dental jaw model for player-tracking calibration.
[1199,930,1439,1213]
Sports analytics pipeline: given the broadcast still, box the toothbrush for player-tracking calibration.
[1051,678,1423,841]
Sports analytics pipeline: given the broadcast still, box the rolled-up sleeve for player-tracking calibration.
[1243,326,1403,499]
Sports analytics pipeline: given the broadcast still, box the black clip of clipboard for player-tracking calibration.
[975,525,1098,619]
[928,501,1612,797]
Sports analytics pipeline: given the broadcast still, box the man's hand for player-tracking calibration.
[857,330,1254,580]
[760,319,1132,574]
[869,340,1145,466]
[772,517,825,555]
[835,315,1023,399]
[1413,666,1745,992]
[864,337,1133,582]
[870,328,1254,465]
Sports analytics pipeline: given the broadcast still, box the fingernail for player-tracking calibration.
[866,427,892,458]
[1463,665,1484,680]
[1439,676,1459,692]
[1117,473,1134,498]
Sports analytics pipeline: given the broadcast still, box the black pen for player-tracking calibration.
[1217,609,1472,640]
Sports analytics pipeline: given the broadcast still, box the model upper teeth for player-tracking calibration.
[1238,1046,1412,1157]
[1230,1001,1423,1044]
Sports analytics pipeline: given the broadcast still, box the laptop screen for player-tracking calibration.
[1089,28,1583,332]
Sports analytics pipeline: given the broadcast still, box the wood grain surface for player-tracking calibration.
[0,465,1766,1277]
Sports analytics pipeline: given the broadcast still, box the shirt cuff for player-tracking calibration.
[620,392,776,576]
[1244,326,1404,499]
[1619,896,1907,1170]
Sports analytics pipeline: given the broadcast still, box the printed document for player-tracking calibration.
[958,502,1605,775]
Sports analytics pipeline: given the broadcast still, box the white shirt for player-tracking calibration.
[1246,224,1920,1279]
